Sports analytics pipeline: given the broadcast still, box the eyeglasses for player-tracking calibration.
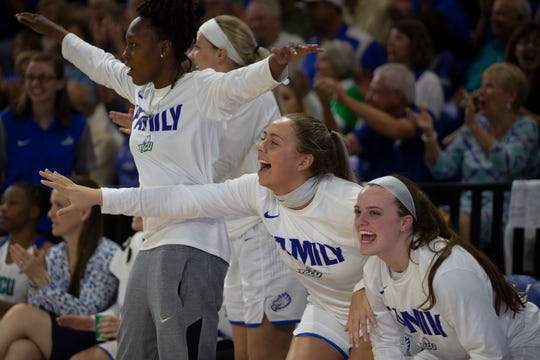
[24,74,58,83]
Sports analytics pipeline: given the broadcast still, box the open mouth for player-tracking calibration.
[258,160,271,172]
[359,230,376,243]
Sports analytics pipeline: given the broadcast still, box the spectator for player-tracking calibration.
[312,39,363,134]
[413,62,538,249]
[0,181,52,317]
[505,22,540,130]
[386,19,445,118]
[335,63,440,182]
[301,0,387,88]
[0,176,119,360]
[275,81,305,114]
[246,0,305,77]
[55,216,144,360]
[0,52,96,193]
[462,0,531,92]
[356,174,540,358]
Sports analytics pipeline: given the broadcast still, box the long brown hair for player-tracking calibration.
[384,174,525,315]
[67,176,103,297]
[288,113,356,182]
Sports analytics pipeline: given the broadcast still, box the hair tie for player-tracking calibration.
[253,45,260,54]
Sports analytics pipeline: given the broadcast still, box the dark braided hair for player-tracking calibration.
[137,0,196,66]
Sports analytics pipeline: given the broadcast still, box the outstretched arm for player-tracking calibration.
[269,44,323,80]
[15,13,69,44]
[40,169,103,215]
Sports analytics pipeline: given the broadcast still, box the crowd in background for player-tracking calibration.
[0,0,539,359]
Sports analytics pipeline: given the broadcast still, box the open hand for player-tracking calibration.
[15,13,69,43]
[40,169,103,215]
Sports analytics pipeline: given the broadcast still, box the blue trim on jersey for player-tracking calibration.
[244,319,301,328]
[228,320,245,326]
[295,332,348,359]
[96,344,115,360]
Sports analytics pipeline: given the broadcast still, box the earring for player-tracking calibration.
[160,53,164,58]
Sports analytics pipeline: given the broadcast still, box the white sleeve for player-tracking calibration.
[434,269,510,359]
[62,33,136,103]
[102,173,261,219]
[363,267,406,359]
[195,57,284,122]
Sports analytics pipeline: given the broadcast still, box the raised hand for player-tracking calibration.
[269,44,324,80]
[15,13,69,43]
[39,169,103,215]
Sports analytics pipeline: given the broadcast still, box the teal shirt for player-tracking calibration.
[463,40,506,92]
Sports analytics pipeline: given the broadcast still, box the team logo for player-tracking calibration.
[420,337,438,351]
[297,266,322,278]
[61,136,75,146]
[263,210,279,219]
[138,134,154,153]
[271,292,291,311]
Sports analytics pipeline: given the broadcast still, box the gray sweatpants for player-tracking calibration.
[116,244,228,360]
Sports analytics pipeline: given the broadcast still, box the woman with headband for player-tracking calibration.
[40,113,375,360]
[16,1,321,358]
[189,15,307,360]
[354,174,540,358]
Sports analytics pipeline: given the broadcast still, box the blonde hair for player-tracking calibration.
[482,62,529,111]
[215,15,270,67]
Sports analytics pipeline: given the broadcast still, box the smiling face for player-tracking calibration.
[257,117,313,195]
[354,185,413,269]
[122,17,164,85]
[514,31,540,74]
[188,32,220,71]
[24,60,63,105]
[0,185,36,233]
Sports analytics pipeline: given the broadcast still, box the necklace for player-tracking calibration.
[147,83,175,117]
[146,71,186,117]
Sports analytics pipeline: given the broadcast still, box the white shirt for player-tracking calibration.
[62,34,284,262]
[101,173,368,324]
[364,238,540,359]
[0,238,32,303]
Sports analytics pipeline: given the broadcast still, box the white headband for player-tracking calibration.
[367,176,417,220]
[198,18,245,66]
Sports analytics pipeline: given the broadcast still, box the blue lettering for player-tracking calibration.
[291,239,316,265]
[149,113,159,132]
[272,236,345,266]
[168,104,182,130]
[389,307,448,338]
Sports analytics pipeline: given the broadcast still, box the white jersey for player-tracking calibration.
[364,238,540,359]
[102,173,367,324]
[62,34,283,262]
[0,238,32,303]
[212,90,280,239]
